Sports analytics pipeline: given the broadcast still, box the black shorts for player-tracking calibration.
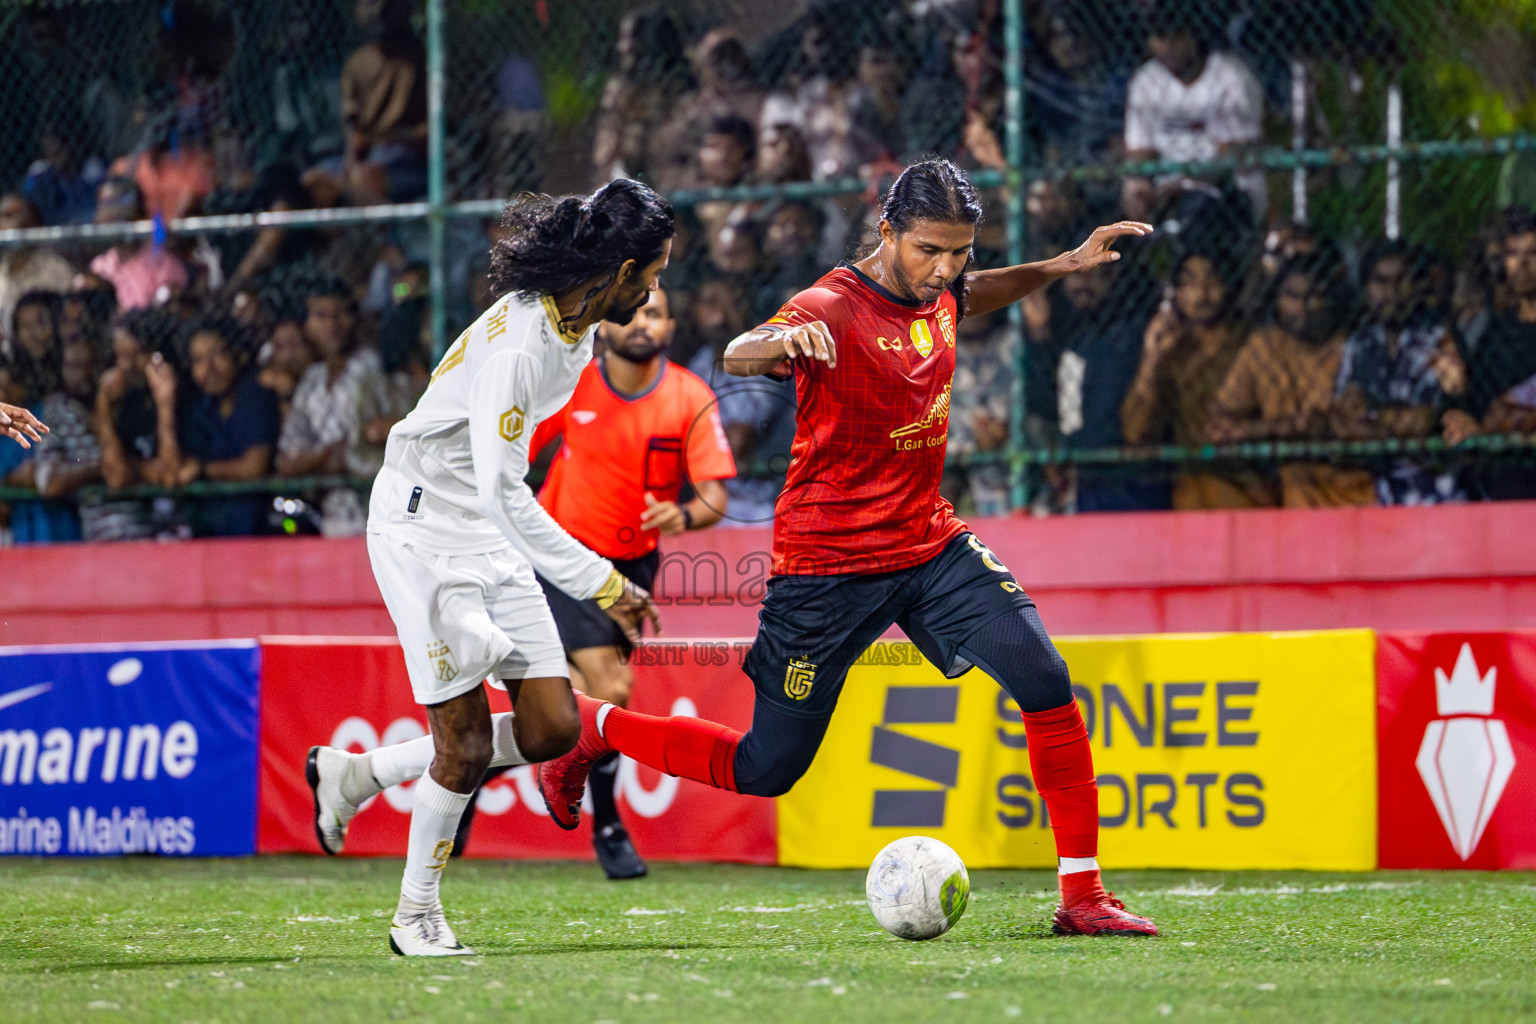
[742,532,1035,719]
[536,550,660,658]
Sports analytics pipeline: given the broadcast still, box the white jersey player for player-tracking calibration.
[305,179,672,956]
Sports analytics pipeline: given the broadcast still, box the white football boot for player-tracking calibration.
[305,746,372,855]
[389,897,474,956]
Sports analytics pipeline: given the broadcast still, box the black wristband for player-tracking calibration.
[681,506,694,530]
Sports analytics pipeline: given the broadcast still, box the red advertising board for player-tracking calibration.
[257,637,773,863]
[1377,631,1536,869]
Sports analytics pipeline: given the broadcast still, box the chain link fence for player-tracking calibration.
[0,0,1534,540]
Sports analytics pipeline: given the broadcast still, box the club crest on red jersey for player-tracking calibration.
[910,319,935,357]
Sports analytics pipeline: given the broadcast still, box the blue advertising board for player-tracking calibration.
[0,640,260,856]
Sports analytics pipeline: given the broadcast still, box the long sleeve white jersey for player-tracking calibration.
[367,290,614,601]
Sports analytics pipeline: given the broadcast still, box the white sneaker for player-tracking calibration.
[306,746,364,855]
[389,898,474,956]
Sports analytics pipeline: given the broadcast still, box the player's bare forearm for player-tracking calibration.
[964,262,1070,317]
[722,329,790,377]
[965,221,1153,318]
[723,321,835,377]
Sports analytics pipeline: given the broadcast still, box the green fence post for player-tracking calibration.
[427,0,447,360]
[1003,0,1028,511]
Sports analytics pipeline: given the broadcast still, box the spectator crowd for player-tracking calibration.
[0,0,1533,544]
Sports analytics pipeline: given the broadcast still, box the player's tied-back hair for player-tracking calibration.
[490,178,675,331]
[881,157,984,235]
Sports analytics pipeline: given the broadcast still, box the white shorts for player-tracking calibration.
[366,532,569,705]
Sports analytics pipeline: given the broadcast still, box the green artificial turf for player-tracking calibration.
[1,858,1533,1023]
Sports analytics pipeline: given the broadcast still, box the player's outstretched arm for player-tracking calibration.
[722,322,836,377]
[965,221,1153,317]
[0,402,48,448]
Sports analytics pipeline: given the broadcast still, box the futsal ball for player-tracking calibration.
[865,835,970,940]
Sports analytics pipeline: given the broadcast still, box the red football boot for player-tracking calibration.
[536,694,613,830]
[1053,891,1158,936]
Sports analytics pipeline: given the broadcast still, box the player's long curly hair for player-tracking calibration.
[880,158,984,314]
[489,179,675,332]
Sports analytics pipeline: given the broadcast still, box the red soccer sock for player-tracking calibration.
[1059,868,1109,909]
[599,702,741,792]
[1022,700,1100,862]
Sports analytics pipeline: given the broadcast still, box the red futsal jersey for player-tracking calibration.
[533,358,736,560]
[762,264,968,576]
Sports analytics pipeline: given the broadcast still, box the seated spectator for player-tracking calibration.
[1025,177,1090,262]
[692,114,758,238]
[26,334,105,541]
[1122,6,1264,222]
[760,201,826,310]
[1208,249,1374,507]
[20,128,101,226]
[679,211,776,323]
[756,122,852,264]
[376,263,432,407]
[947,309,1015,516]
[174,315,281,536]
[8,291,64,399]
[212,162,325,294]
[680,278,750,382]
[697,114,756,190]
[305,0,428,205]
[1444,211,1536,424]
[112,132,216,221]
[1026,8,1128,169]
[761,12,861,181]
[654,30,765,189]
[590,7,690,188]
[276,279,400,535]
[94,308,188,539]
[757,121,814,185]
[258,317,317,421]
[1047,259,1169,511]
[1440,211,1536,499]
[678,278,793,525]
[898,23,968,161]
[0,194,74,341]
[57,284,117,352]
[487,47,553,194]
[689,30,765,127]
[953,20,1009,174]
[1331,243,1466,505]
[849,41,909,164]
[88,178,188,311]
[1121,248,1266,508]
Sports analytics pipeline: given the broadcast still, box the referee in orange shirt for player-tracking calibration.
[480,284,736,878]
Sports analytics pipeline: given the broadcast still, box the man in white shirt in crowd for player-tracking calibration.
[306,179,672,956]
[1122,7,1265,222]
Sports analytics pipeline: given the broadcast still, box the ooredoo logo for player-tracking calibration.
[329,701,694,820]
[1415,644,1516,861]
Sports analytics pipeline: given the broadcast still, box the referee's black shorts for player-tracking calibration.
[536,550,660,658]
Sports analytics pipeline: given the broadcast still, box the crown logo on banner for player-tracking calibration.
[1417,643,1516,860]
[1434,643,1497,716]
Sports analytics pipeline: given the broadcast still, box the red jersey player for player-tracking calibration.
[539,159,1158,936]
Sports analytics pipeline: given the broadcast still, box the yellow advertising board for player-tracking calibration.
[777,631,1377,870]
